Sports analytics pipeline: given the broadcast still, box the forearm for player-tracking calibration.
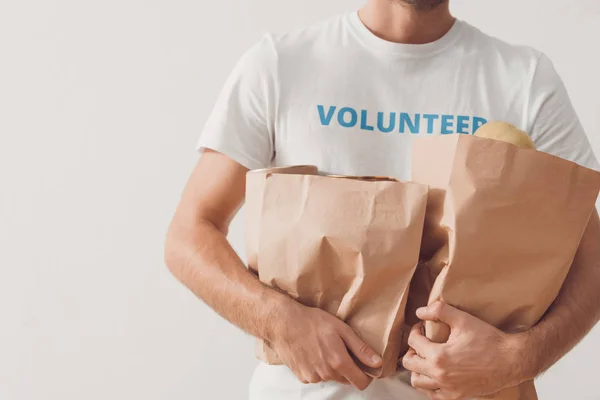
[164,218,295,343]
[519,210,600,379]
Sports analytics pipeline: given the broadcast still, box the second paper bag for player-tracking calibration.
[411,134,600,400]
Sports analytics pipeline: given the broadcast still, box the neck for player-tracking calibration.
[359,1,454,45]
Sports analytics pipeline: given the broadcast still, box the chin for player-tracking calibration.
[400,0,447,10]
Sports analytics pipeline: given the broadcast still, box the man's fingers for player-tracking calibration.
[408,322,440,358]
[402,348,430,375]
[299,371,322,384]
[315,363,350,385]
[329,340,372,390]
[411,372,439,391]
[322,371,351,385]
[416,301,467,328]
[338,325,383,368]
[339,360,372,391]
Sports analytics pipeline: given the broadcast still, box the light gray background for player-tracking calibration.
[1,1,599,399]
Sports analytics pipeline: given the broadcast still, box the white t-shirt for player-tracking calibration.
[198,11,599,400]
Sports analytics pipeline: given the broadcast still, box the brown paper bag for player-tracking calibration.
[245,165,320,364]
[411,134,600,400]
[246,169,429,378]
[246,165,320,275]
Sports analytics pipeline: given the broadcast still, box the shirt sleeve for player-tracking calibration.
[197,35,278,170]
[527,53,599,172]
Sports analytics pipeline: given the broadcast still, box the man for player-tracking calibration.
[165,0,600,399]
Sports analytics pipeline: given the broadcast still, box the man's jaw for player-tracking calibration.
[395,0,448,11]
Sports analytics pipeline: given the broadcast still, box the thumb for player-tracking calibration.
[416,301,465,328]
[339,325,383,368]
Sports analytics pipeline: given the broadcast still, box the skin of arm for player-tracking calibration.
[164,149,287,342]
[522,208,600,374]
[403,210,600,400]
[164,150,382,390]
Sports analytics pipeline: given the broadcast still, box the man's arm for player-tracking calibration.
[521,208,600,376]
[164,150,382,389]
[518,53,600,375]
[164,150,287,342]
[512,51,600,379]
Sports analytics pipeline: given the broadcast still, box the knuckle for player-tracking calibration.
[319,366,336,381]
[402,354,414,370]
[320,372,335,381]
[431,350,446,367]
[431,301,444,316]
[323,325,338,338]
[401,356,410,369]
[409,326,420,339]
[291,369,307,384]
[329,354,345,370]
[434,368,448,383]
[307,373,321,384]
[298,371,311,384]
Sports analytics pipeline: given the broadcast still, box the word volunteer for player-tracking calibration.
[317,105,488,135]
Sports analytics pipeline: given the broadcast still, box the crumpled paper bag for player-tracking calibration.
[246,167,428,378]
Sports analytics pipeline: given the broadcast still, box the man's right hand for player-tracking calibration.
[270,302,383,391]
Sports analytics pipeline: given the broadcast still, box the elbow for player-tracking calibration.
[164,223,186,281]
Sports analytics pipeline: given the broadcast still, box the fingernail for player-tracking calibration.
[371,354,382,364]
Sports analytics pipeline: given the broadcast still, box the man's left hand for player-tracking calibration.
[402,301,531,400]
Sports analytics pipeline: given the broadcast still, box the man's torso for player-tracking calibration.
[271,12,539,181]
